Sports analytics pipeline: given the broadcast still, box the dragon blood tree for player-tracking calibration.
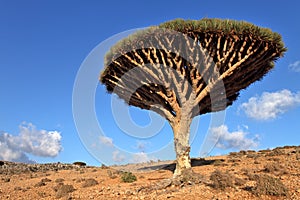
[100,18,286,178]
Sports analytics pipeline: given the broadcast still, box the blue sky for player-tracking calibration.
[1,1,300,166]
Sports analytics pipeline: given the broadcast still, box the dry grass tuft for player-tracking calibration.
[209,170,235,190]
[249,174,288,196]
[263,163,288,175]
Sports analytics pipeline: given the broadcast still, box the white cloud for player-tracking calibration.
[0,141,33,163]
[289,60,300,72]
[99,136,114,147]
[0,123,62,163]
[112,150,125,162]
[240,89,300,120]
[210,125,259,150]
[131,152,157,163]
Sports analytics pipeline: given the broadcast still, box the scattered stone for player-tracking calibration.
[0,145,298,199]
[0,161,89,175]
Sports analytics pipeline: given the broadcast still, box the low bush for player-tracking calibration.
[121,172,137,183]
[82,178,98,188]
[263,163,288,175]
[250,174,288,196]
[210,170,235,190]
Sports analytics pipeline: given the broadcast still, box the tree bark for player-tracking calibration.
[171,112,193,177]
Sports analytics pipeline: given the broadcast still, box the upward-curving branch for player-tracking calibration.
[100,18,286,178]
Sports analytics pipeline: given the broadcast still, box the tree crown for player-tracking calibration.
[104,18,286,66]
[100,18,286,122]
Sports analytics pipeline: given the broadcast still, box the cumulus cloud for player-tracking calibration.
[112,150,126,162]
[240,89,300,120]
[131,152,157,163]
[289,60,300,72]
[99,136,114,147]
[210,125,259,150]
[0,141,33,163]
[0,123,62,163]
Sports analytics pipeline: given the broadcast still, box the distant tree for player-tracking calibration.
[100,18,286,179]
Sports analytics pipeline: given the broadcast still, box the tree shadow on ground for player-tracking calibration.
[138,158,225,172]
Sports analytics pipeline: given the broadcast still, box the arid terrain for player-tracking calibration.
[1,145,299,199]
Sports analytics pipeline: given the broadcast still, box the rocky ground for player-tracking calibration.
[0,145,300,199]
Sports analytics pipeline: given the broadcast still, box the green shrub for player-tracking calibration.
[121,172,137,183]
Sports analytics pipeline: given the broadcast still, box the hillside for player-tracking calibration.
[0,145,299,199]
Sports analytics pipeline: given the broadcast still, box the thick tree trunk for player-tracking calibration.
[171,115,192,177]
